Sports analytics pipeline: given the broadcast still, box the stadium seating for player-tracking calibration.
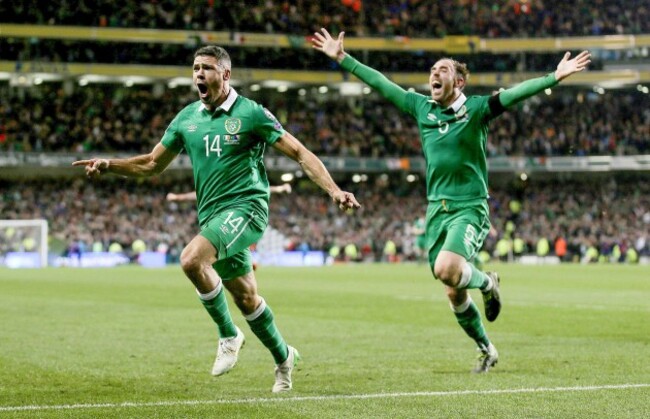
[1,176,648,263]
[0,2,647,265]
[2,1,647,36]
[1,83,648,156]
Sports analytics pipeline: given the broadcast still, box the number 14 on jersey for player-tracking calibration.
[204,134,222,157]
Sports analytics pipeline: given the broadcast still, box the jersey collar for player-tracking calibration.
[428,92,467,112]
[198,88,239,113]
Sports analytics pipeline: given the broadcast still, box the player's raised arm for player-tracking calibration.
[312,28,409,111]
[72,143,178,178]
[497,51,591,110]
[167,191,197,202]
[272,132,360,211]
[269,184,292,194]
[311,28,347,63]
[554,50,591,82]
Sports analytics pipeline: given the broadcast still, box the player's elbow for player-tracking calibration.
[141,154,166,177]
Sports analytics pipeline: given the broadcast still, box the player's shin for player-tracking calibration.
[451,296,490,349]
[198,282,238,338]
[244,297,289,364]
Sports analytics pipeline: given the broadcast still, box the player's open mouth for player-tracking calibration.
[432,81,442,92]
[197,83,208,97]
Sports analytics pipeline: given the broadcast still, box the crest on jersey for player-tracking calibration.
[224,118,241,134]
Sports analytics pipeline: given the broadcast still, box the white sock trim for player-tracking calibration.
[244,297,267,321]
[457,263,472,289]
[197,281,223,301]
[450,295,473,313]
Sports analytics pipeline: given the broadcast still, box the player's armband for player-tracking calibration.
[488,93,507,119]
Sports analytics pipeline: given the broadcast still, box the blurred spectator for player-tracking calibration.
[2,1,647,37]
[0,36,609,74]
[1,83,647,157]
[0,175,648,264]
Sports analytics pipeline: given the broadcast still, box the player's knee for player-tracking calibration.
[238,295,258,314]
[180,247,202,276]
[433,260,461,286]
[233,291,259,315]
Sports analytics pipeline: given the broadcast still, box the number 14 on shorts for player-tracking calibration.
[220,211,244,234]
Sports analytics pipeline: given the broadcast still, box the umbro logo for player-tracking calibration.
[187,124,197,132]
[427,113,437,121]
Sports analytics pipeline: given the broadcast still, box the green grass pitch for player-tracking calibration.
[1,263,649,418]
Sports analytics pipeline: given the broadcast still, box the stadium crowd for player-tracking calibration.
[1,83,648,157]
[2,0,648,37]
[1,176,648,264]
[1,2,648,266]
[3,37,600,74]
[0,1,636,71]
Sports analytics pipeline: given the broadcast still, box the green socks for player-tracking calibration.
[200,287,289,364]
[452,297,491,348]
[245,298,289,364]
[457,263,491,291]
[198,284,238,338]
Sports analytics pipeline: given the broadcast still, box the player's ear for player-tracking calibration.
[222,68,231,81]
[455,76,466,91]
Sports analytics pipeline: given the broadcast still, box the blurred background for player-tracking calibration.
[1,0,648,268]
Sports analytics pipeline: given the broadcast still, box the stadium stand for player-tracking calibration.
[1,83,648,156]
[4,37,609,73]
[1,175,648,264]
[0,2,648,266]
[2,0,648,36]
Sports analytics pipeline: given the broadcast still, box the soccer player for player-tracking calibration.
[312,28,590,373]
[73,45,360,392]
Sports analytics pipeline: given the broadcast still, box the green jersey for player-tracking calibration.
[408,93,492,201]
[340,55,557,202]
[161,89,284,227]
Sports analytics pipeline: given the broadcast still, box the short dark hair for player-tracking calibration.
[194,45,231,70]
[432,57,470,85]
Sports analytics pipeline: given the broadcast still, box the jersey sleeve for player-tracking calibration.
[340,54,415,115]
[160,113,185,153]
[499,73,558,108]
[251,104,285,145]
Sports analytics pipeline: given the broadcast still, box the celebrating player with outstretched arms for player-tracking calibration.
[313,27,589,373]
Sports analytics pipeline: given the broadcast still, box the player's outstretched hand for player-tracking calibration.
[312,28,347,63]
[72,158,109,178]
[554,51,591,82]
[332,190,360,211]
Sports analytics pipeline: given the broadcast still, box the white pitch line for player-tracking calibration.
[1,383,649,412]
